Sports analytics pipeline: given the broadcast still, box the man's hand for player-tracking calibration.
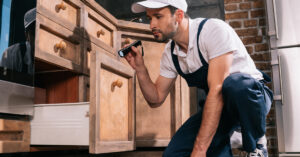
[123,45,145,72]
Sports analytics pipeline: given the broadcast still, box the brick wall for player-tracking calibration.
[224,0,278,156]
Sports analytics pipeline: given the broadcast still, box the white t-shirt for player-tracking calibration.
[160,18,263,80]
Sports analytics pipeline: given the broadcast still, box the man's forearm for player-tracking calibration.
[193,88,224,151]
[136,65,162,107]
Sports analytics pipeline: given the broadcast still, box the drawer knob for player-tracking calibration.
[55,41,67,51]
[112,79,123,88]
[97,29,105,37]
[56,2,67,12]
[124,38,131,44]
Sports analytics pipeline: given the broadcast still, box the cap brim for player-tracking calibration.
[24,20,35,29]
[132,1,169,13]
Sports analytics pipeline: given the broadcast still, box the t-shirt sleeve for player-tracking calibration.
[159,45,178,79]
[201,19,239,60]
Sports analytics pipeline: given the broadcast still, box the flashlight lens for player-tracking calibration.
[119,51,124,57]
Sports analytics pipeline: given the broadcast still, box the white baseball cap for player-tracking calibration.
[132,0,188,13]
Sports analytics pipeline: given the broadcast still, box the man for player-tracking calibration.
[0,8,36,75]
[126,0,273,156]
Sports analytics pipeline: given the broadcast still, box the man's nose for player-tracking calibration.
[150,19,157,30]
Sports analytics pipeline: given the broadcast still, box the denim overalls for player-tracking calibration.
[163,19,273,157]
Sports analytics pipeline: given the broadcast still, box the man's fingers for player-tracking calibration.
[131,46,141,56]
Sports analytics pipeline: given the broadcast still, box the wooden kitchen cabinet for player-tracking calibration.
[3,0,194,154]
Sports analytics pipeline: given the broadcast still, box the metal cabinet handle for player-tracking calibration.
[55,41,67,51]
[112,79,123,88]
[97,29,105,37]
[56,2,67,12]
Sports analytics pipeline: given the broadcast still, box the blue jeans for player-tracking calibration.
[163,73,273,157]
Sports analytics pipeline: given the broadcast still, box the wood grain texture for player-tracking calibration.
[133,40,174,146]
[37,0,82,31]
[83,5,117,52]
[0,119,30,153]
[35,13,83,73]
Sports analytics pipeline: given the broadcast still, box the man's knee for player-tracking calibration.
[222,73,256,98]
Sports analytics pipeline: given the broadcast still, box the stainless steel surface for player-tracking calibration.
[0,80,34,116]
[277,48,300,152]
[266,0,300,49]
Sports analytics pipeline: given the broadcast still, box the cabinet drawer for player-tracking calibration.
[90,52,135,154]
[31,102,89,145]
[84,7,116,51]
[37,0,81,30]
[0,119,30,153]
[35,14,82,72]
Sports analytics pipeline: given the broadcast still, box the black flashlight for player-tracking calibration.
[118,40,142,57]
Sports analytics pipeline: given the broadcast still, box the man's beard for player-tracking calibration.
[152,22,178,42]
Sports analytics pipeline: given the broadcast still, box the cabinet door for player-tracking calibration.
[89,51,135,154]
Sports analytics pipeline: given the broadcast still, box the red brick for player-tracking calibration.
[236,28,258,37]
[255,43,269,52]
[225,11,248,20]
[246,46,254,54]
[253,0,264,8]
[255,62,271,70]
[255,36,263,43]
[242,37,256,45]
[224,0,243,4]
[251,53,270,61]
[244,20,257,27]
[229,21,242,28]
[225,4,238,11]
[251,10,265,18]
[239,3,251,10]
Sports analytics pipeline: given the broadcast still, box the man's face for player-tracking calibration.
[146,7,178,42]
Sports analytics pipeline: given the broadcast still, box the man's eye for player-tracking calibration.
[156,16,162,19]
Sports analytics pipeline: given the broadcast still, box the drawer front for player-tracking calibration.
[99,68,129,141]
[37,24,81,66]
[31,103,89,145]
[38,0,80,28]
[85,7,116,49]
[0,119,30,153]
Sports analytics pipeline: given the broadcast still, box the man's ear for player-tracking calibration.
[175,9,184,23]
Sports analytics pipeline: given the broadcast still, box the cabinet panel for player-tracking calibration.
[99,68,129,141]
[119,33,181,147]
[90,51,135,154]
[135,40,176,146]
